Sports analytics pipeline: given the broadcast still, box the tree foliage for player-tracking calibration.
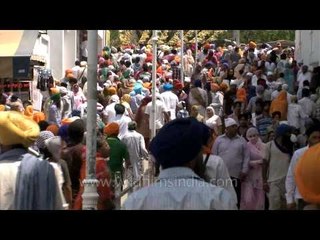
[215,30,295,44]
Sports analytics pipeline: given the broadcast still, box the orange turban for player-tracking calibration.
[108,87,117,95]
[104,122,119,136]
[236,88,247,103]
[33,111,45,123]
[61,116,80,126]
[65,69,73,75]
[50,88,60,94]
[46,124,59,136]
[66,73,75,79]
[249,41,257,49]
[295,144,320,204]
[24,105,34,119]
[174,82,183,90]
[220,83,229,93]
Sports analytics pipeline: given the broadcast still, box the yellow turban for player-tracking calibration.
[0,111,40,147]
[104,122,119,136]
[295,144,320,204]
[0,104,5,111]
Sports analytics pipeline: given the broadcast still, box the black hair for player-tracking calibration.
[38,120,49,131]
[306,124,320,138]
[303,80,310,86]
[75,60,80,66]
[114,103,125,115]
[272,111,281,119]
[124,61,131,68]
[279,72,284,78]
[60,82,68,88]
[302,88,310,98]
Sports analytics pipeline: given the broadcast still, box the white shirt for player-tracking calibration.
[285,146,308,204]
[145,99,168,130]
[0,154,64,210]
[298,97,315,117]
[103,102,117,124]
[81,40,88,58]
[297,72,312,88]
[72,65,81,80]
[287,103,308,130]
[0,161,20,209]
[121,130,148,179]
[110,114,132,140]
[204,155,238,204]
[122,167,237,210]
[160,91,179,120]
[205,115,221,132]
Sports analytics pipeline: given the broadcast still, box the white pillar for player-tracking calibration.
[151,30,158,140]
[82,30,99,210]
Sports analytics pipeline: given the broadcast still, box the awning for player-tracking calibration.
[0,30,43,79]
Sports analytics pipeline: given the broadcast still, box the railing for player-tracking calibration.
[113,157,156,209]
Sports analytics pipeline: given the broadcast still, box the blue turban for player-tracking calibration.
[134,83,143,94]
[194,80,202,88]
[58,125,69,143]
[150,118,211,169]
[163,83,173,91]
[276,124,292,137]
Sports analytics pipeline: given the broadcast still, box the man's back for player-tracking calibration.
[123,167,237,210]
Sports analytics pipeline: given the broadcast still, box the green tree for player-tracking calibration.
[110,30,120,47]
[215,30,295,44]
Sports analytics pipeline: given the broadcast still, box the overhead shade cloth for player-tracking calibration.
[0,30,41,78]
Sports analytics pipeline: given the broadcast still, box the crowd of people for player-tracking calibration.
[0,39,320,210]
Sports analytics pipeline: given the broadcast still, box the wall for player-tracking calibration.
[48,30,63,79]
[33,33,50,67]
[295,30,320,68]
[64,30,77,72]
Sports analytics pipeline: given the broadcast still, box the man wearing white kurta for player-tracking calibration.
[285,125,320,210]
[160,83,179,120]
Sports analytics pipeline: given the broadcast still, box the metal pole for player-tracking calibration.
[151,30,158,140]
[82,30,99,210]
[233,30,240,45]
[195,30,198,68]
[180,30,184,84]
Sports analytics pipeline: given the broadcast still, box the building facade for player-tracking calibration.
[295,30,320,67]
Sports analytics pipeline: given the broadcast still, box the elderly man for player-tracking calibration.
[121,121,148,189]
[262,124,295,210]
[212,118,250,208]
[123,118,237,210]
[0,111,63,210]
